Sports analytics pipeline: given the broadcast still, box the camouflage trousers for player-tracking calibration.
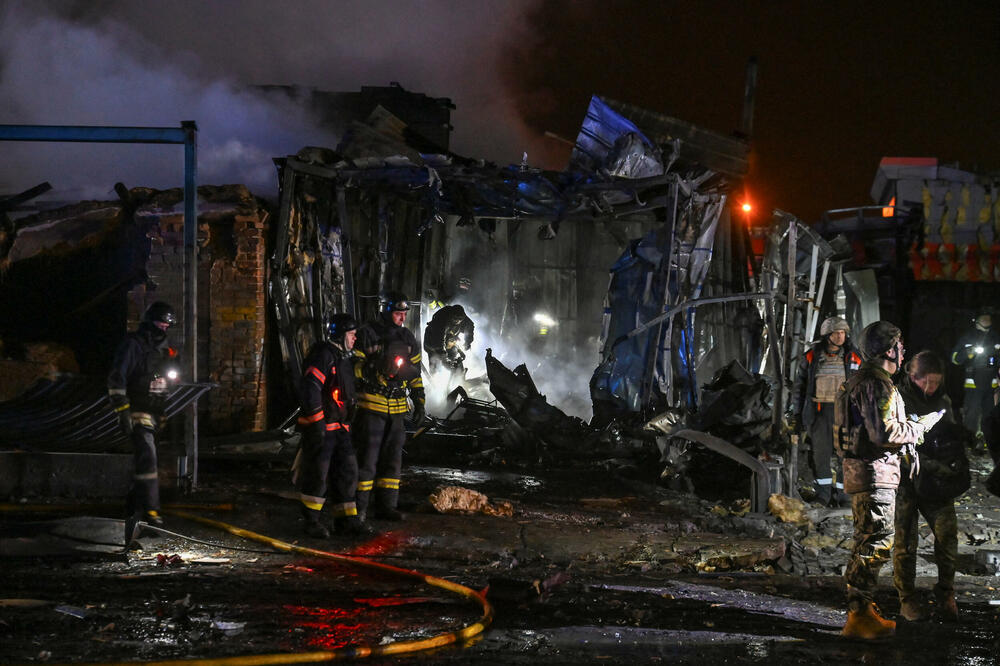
[845,487,896,611]
[893,468,958,600]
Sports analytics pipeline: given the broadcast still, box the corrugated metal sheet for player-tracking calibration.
[0,376,215,452]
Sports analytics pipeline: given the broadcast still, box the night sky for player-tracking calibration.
[2,1,998,222]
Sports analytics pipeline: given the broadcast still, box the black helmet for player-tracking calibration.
[327,313,358,342]
[859,320,902,361]
[143,301,176,327]
[383,291,410,313]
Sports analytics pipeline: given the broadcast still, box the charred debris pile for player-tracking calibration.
[267,93,859,510]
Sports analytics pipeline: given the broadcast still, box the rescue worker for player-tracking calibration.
[787,316,862,506]
[108,301,180,548]
[354,292,425,522]
[294,313,369,538]
[423,303,475,377]
[951,310,1000,447]
[839,320,943,639]
[893,351,960,622]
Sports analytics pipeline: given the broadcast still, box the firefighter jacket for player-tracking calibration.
[789,339,862,429]
[841,361,924,492]
[951,327,1000,390]
[297,340,357,431]
[423,305,475,358]
[107,322,178,418]
[355,317,424,416]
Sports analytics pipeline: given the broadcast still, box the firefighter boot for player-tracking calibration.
[813,485,832,507]
[301,507,330,539]
[334,515,376,537]
[898,595,928,622]
[374,488,405,521]
[123,512,143,550]
[934,589,959,622]
[841,602,896,639]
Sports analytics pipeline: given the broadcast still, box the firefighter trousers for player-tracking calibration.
[298,428,359,517]
[893,470,958,600]
[844,487,896,611]
[963,386,994,436]
[807,404,844,497]
[355,410,405,516]
[126,424,159,517]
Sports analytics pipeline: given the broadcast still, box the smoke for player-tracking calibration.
[0,1,548,202]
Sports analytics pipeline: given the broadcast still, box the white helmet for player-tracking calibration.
[820,316,850,337]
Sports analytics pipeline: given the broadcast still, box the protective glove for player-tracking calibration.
[411,400,426,427]
[300,422,324,448]
[117,408,133,437]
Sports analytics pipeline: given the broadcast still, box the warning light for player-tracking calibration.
[395,357,404,368]
[741,203,752,213]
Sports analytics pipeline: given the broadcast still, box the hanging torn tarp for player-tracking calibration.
[590,191,731,420]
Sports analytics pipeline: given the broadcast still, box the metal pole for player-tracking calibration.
[782,221,799,499]
[180,121,199,490]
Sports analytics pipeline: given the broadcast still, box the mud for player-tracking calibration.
[2,443,999,664]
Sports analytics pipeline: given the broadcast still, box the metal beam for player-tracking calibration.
[0,125,188,144]
[0,122,201,489]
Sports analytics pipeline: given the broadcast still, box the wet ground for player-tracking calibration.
[2,436,999,664]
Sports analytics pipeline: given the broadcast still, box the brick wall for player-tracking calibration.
[129,185,268,435]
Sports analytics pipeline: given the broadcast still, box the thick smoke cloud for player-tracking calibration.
[0,1,546,202]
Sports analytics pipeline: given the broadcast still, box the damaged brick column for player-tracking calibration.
[132,185,268,435]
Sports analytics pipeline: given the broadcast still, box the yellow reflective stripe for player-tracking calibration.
[357,480,374,491]
[376,478,400,489]
[132,413,156,428]
[965,379,977,388]
[300,497,324,511]
[113,403,130,413]
[358,394,409,414]
[410,353,422,364]
[328,502,358,517]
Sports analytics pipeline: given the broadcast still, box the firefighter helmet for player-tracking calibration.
[859,320,902,361]
[327,313,358,342]
[820,316,850,337]
[143,301,177,327]
[383,291,410,313]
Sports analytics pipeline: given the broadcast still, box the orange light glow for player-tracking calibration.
[882,196,895,217]
[741,202,752,213]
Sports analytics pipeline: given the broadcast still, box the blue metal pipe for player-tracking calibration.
[0,125,188,144]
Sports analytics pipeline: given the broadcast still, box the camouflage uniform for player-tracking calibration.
[893,376,959,603]
[842,362,924,611]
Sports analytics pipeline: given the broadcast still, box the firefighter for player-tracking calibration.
[787,316,862,506]
[354,292,425,522]
[951,310,1000,448]
[294,313,369,538]
[839,321,943,639]
[108,301,180,548]
[893,350,960,622]
[423,303,475,379]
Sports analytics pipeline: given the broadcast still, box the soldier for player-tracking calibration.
[787,316,862,506]
[951,309,1000,448]
[294,313,369,538]
[354,292,425,522]
[839,321,943,639]
[893,351,961,622]
[108,301,181,548]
